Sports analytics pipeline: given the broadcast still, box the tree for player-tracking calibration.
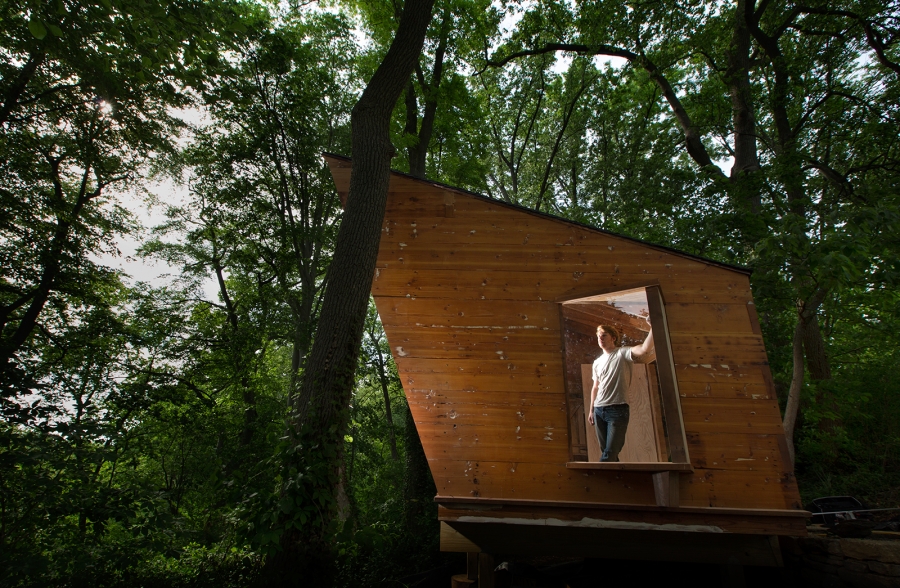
[262,0,436,583]
[0,0,248,394]
[146,12,356,450]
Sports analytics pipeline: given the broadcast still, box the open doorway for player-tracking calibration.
[560,286,686,464]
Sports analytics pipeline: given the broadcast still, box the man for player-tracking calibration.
[587,320,655,462]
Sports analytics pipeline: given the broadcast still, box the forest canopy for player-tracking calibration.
[1,0,899,586]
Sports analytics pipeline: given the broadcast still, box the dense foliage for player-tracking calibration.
[1,0,898,586]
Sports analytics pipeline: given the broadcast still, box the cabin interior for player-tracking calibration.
[562,287,671,464]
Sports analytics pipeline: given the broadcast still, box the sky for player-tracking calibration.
[94,5,730,303]
[93,107,221,301]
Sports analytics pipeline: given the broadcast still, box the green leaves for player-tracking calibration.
[28,18,47,39]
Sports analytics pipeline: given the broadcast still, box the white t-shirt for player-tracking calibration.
[592,346,634,407]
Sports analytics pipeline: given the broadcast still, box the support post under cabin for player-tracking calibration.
[652,471,680,506]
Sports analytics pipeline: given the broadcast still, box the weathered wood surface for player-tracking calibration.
[326,156,803,527]
[647,365,670,459]
[646,285,689,464]
[437,498,808,536]
[372,267,754,304]
[566,462,694,472]
[580,364,602,461]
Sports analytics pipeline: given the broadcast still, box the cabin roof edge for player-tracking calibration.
[322,152,752,276]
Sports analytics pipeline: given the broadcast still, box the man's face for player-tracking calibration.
[597,329,615,350]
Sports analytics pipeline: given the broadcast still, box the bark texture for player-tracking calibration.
[404,8,449,179]
[726,0,761,208]
[783,320,805,464]
[291,0,435,430]
[264,1,436,585]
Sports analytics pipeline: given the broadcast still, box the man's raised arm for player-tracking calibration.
[631,319,655,364]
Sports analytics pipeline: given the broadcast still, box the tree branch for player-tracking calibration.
[484,42,725,176]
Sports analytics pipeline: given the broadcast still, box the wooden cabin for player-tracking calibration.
[325,154,806,571]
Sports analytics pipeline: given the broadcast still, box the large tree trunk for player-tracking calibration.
[748,4,840,461]
[725,0,762,215]
[263,1,435,585]
[782,288,832,465]
[404,8,449,179]
[783,320,804,464]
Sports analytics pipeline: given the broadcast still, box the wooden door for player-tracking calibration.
[581,364,659,462]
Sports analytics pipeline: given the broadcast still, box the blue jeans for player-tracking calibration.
[593,404,630,462]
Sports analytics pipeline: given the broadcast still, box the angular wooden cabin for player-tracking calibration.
[325,154,806,569]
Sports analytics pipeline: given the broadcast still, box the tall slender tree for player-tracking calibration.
[262,1,436,583]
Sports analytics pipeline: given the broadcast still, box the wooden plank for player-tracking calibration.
[440,512,805,543]
[406,388,567,408]
[373,263,751,296]
[376,224,730,265]
[426,454,798,510]
[395,357,563,376]
[424,440,570,463]
[564,303,651,334]
[581,364,602,462]
[427,459,657,503]
[372,268,752,304]
[383,326,563,346]
[664,302,755,334]
[579,363,603,462]
[411,403,568,429]
[562,319,598,460]
[746,300,764,336]
[646,286,689,463]
[378,299,559,329]
[652,471,680,506]
[399,370,562,394]
[674,363,770,385]
[681,469,803,510]
[558,304,583,462]
[687,433,791,473]
[677,380,772,400]
[382,219,605,248]
[386,344,560,362]
[669,334,769,365]
[442,520,794,562]
[680,398,784,435]
[563,306,652,352]
[622,364,659,462]
[647,364,670,459]
[566,462,694,472]
[377,247,713,274]
[380,298,557,322]
[416,422,568,455]
[435,494,808,519]
[380,326,563,360]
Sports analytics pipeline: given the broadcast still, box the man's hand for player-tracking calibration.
[588,411,594,425]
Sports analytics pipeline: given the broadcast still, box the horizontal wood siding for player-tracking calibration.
[328,157,802,517]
